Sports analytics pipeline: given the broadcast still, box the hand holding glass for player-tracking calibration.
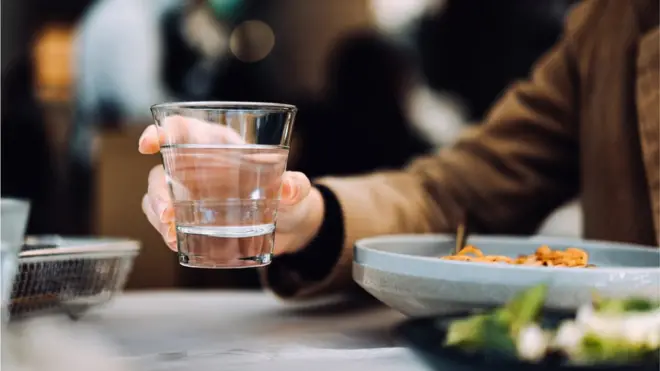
[148,102,296,269]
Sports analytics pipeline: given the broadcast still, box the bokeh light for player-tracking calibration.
[229,20,275,63]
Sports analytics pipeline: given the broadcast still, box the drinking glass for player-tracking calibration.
[1,198,30,321]
[150,102,297,269]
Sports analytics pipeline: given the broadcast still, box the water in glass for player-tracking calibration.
[161,144,288,268]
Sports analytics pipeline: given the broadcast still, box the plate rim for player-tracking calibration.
[354,234,660,277]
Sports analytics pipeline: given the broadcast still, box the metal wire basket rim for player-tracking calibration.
[18,251,139,264]
[19,240,140,258]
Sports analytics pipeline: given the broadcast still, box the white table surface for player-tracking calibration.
[11,291,434,371]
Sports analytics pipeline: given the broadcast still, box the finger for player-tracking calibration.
[142,194,177,251]
[138,125,160,154]
[141,193,159,229]
[141,194,172,239]
[145,165,176,243]
[147,165,172,206]
[280,171,311,206]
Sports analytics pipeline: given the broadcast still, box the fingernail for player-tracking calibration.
[281,179,291,196]
[288,183,299,201]
[281,179,297,200]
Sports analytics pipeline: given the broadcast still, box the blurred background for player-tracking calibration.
[1,0,581,290]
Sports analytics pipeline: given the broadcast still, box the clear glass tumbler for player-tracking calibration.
[1,198,30,322]
[150,102,297,269]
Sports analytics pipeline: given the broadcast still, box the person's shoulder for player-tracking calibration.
[565,0,645,37]
[562,0,648,63]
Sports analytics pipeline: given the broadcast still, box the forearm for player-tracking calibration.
[316,170,448,254]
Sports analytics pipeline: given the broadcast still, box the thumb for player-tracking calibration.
[280,171,311,206]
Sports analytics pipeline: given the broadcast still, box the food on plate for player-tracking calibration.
[442,245,596,268]
[444,284,660,365]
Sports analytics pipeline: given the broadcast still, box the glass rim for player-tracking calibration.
[150,101,297,112]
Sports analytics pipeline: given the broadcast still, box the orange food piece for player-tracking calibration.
[456,245,484,257]
[441,245,593,268]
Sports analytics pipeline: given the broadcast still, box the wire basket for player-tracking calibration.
[9,237,140,320]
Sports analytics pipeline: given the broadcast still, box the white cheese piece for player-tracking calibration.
[517,324,549,362]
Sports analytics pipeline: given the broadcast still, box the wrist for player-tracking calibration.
[298,186,325,250]
[268,184,344,286]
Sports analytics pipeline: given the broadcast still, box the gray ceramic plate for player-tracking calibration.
[353,235,660,317]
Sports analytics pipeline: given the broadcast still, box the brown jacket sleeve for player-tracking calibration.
[263,2,597,299]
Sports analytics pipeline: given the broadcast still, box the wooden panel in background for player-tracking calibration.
[95,126,182,289]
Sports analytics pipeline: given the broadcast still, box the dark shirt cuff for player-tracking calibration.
[272,184,345,282]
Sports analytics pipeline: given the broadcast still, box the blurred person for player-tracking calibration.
[67,0,183,236]
[272,2,448,178]
[291,31,434,179]
[415,0,579,121]
[71,0,183,168]
[140,0,658,298]
[367,0,577,141]
[367,0,467,149]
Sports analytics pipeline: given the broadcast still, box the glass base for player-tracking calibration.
[175,225,275,269]
[178,252,272,269]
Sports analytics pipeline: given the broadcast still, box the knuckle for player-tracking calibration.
[149,165,163,178]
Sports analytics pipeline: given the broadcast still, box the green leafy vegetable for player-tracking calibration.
[445,314,488,348]
[445,284,548,353]
[504,284,548,335]
[595,297,660,314]
[480,316,517,355]
[445,314,516,355]
[444,284,659,366]
[576,333,658,364]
